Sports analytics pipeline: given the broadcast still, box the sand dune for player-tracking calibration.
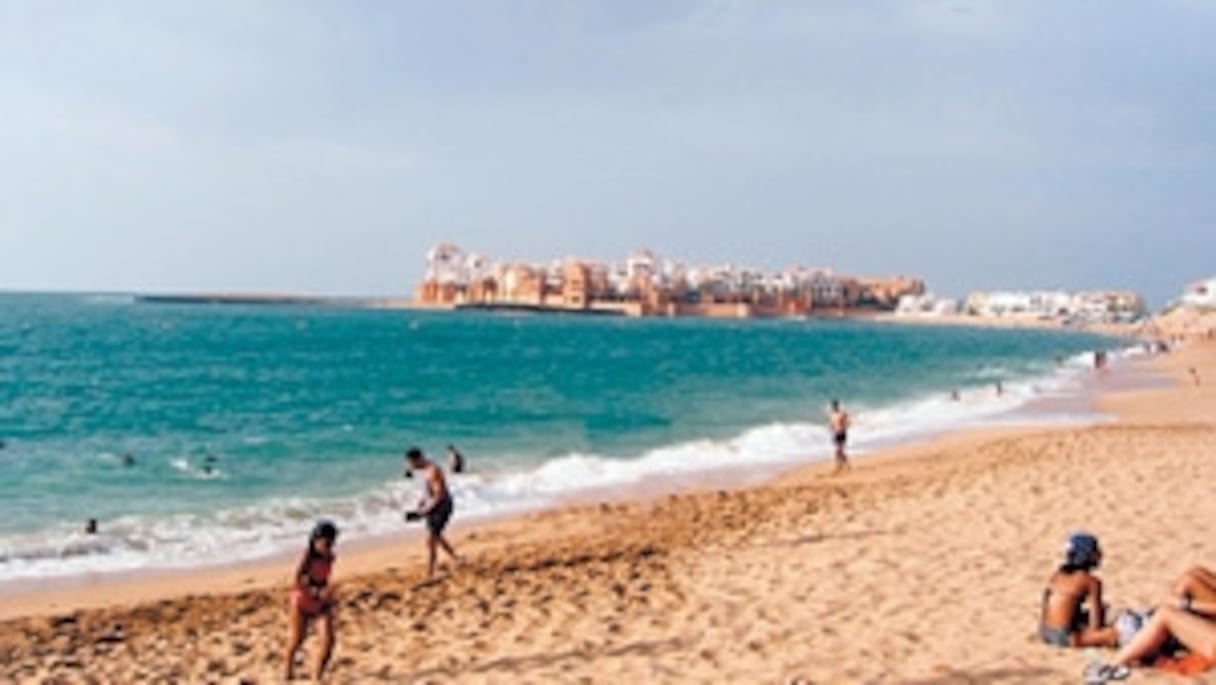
[2,344,1213,684]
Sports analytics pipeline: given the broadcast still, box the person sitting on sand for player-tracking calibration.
[404,447,463,578]
[285,520,339,682]
[1039,532,1119,648]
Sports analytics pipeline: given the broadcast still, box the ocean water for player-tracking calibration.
[0,293,1122,584]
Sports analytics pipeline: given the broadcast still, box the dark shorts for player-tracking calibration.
[426,497,453,536]
[833,431,848,446]
[1039,625,1072,647]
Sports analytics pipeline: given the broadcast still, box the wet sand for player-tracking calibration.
[2,343,1213,684]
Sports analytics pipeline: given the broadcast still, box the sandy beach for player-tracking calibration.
[2,343,1214,684]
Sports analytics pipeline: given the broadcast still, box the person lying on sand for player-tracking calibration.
[285,520,338,682]
[1083,608,1216,683]
[1082,566,1216,684]
[1039,532,1119,648]
[404,447,463,578]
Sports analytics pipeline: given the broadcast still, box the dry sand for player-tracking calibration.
[2,343,1215,684]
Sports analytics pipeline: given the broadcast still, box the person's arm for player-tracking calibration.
[294,554,312,591]
[1088,577,1106,630]
[1177,595,1216,617]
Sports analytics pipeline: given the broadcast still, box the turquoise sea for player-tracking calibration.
[0,293,1120,583]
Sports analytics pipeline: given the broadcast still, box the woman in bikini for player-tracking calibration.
[1039,532,1119,648]
[284,520,339,681]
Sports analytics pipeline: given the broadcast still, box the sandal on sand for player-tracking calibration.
[1083,662,1130,684]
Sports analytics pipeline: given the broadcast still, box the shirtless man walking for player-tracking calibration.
[828,399,851,473]
[404,447,463,578]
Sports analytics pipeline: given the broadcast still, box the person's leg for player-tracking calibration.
[437,534,462,563]
[314,611,336,681]
[1159,606,1216,660]
[1076,625,1120,648]
[284,607,307,680]
[1112,606,1216,666]
[427,534,439,578]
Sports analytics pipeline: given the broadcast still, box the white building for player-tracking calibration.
[964,289,1144,322]
[1181,277,1216,308]
[896,294,960,316]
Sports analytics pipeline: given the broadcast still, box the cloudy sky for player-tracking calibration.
[1,1,1212,305]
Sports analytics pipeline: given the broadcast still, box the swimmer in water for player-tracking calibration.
[447,445,466,474]
[121,453,136,467]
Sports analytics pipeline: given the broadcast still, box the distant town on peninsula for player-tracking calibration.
[412,243,1150,324]
[414,243,926,318]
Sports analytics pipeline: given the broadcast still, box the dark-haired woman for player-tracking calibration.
[285,520,338,681]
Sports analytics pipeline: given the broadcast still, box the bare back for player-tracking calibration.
[1043,570,1103,633]
[424,463,450,505]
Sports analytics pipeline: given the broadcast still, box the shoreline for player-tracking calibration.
[0,342,1131,612]
[3,344,1211,682]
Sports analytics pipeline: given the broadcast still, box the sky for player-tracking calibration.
[1,1,1213,306]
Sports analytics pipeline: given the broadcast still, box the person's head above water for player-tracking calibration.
[309,520,338,554]
[405,447,426,468]
[1062,531,1101,571]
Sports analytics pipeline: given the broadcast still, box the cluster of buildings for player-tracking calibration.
[896,290,1147,324]
[414,244,926,318]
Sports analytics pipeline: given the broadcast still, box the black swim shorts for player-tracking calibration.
[426,497,453,536]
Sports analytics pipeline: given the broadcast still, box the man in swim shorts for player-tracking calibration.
[828,399,850,473]
[404,447,463,578]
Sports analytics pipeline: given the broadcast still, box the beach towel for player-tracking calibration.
[1154,652,1216,676]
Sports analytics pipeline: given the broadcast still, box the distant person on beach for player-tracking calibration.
[1039,532,1119,649]
[284,520,338,682]
[828,400,850,473]
[447,444,466,474]
[84,518,98,535]
[996,381,1004,397]
[1190,367,1201,386]
[950,390,960,402]
[404,447,463,578]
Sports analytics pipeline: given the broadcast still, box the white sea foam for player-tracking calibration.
[0,349,1124,585]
